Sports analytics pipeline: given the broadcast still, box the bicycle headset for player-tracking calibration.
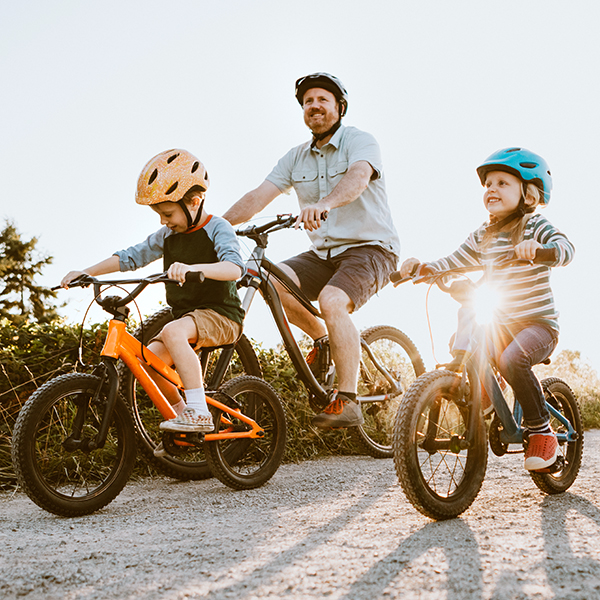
[295,72,349,145]
[135,149,210,230]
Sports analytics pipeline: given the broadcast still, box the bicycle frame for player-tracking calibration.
[392,253,579,450]
[99,318,265,443]
[466,337,578,445]
[237,225,402,406]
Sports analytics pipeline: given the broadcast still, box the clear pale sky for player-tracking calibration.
[2,1,599,372]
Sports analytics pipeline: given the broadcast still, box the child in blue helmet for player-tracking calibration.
[400,147,575,471]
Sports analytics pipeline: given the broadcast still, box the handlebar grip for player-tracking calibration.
[185,271,205,283]
[534,247,558,263]
[390,270,405,284]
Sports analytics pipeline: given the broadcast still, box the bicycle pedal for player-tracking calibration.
[531,455,564,474]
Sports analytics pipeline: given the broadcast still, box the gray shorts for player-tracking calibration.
[282,245,398,311]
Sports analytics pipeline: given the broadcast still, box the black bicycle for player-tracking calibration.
[233,215,425,458]
[124,215,425,473]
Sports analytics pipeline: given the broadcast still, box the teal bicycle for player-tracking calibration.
[391,248,583,520]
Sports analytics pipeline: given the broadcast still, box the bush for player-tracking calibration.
[534,349,600,429]
[0,321,359,490]
[2,319,599,491]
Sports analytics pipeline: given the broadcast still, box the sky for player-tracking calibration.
[2,0,599,373]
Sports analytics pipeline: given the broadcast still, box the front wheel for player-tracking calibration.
[350,326,425,458]
[11,373,137,517]
[205,376,287,490]
[393,370,488,520]
[529,377,583,494]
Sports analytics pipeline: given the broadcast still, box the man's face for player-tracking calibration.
[302,87,339,134]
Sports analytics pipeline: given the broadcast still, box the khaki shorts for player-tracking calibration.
[152,308,243,351]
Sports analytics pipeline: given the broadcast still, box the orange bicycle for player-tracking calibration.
[11,273,287,517]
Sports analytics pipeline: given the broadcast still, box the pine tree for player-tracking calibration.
[0,220,60,325]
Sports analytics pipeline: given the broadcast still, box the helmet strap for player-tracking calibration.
[178,196,205,230]
[485,203,526,236]
[311,119,342,148]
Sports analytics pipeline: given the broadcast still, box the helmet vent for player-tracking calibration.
[165,182,179,195]
[506,148,521,153]
[166,153,180,164]
[520,162,537,169]
[148,169,158,185]
[191,161,199,173]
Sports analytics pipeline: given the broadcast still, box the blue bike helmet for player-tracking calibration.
[476,147,552,205]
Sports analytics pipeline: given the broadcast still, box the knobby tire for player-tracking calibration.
[393,370,488,520]
[11,373,136,517]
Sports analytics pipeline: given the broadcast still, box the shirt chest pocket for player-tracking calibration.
[292,169,319,203]
[327,160,348,188]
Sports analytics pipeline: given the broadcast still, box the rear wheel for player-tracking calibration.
[11,373,136,517]
[393,370,488,520]
[529,377,583,494]
[119,308,261,480]
[205,376,287,490]
[350,326,425,458]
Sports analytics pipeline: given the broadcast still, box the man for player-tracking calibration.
[223,72,400,428]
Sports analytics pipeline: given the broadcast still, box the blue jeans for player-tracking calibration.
[491,324,558,429]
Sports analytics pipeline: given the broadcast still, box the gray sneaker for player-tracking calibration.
[311,392,364,428]
[159,408,214,433]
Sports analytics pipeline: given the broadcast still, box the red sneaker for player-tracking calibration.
[524,433,558,471]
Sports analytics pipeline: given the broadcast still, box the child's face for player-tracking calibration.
[151,201,191,233]
[483,171,522,219]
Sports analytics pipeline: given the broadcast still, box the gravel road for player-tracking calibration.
[1,430,599,600]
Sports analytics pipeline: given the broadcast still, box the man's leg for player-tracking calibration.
[317,284,359,393]
[273,263,327,340]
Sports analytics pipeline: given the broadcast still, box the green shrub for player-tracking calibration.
[2,319,599,491]
[534,350,600,429]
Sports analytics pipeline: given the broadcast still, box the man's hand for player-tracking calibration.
[295,205,329,231]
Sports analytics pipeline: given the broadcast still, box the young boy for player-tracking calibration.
[61,149,246,436]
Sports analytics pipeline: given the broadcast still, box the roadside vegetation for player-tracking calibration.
[2,220,599,490]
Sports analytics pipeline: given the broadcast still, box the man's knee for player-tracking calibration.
[319,286,354,318]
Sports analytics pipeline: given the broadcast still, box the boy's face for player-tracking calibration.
[151,201,191,233]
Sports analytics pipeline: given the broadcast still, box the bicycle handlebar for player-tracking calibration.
[54,271,205,311]
[390,247,558,286]
[235,212,328,240]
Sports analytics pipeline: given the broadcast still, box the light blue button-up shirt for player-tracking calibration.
[266,125,400,259]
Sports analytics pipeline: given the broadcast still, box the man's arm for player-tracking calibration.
[222,180,282,226]
[298,160,374,231]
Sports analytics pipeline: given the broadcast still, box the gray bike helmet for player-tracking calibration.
[295,72,348,117]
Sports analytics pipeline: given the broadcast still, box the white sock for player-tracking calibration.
[184,388,210,416]
[172,400,187,416]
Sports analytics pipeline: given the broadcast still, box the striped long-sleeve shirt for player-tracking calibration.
[428,213,574,332]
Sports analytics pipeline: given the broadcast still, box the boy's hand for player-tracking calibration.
[61,271,86,288]
[514,240,542,261]
[167,262,191,284]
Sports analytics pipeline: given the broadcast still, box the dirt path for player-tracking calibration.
[1,431,599,600]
